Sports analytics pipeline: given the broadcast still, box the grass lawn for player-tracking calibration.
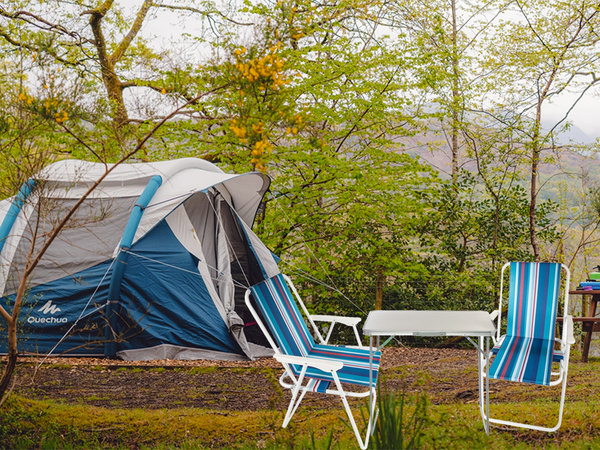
[1,350,600,449]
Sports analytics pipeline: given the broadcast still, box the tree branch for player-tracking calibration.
[0,6,84,41]
[0,27,86,70]
[153,2,252,26]
[110,0,153,65]
[23,81,230,280]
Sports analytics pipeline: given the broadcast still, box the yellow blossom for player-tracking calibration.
[55,110,69,124]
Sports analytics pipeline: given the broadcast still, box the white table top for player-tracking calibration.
[363,310,496,337]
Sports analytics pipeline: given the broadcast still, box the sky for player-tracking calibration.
[545,93,600,142]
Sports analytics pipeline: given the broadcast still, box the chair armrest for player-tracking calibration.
[494,334,505,348]
[273,353,343,372]
[564,315,576,345]
[311,315,361,327]
[489,310,499,322]
[489,310,500,344]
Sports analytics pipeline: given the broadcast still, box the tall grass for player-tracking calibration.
[360,384,429,449]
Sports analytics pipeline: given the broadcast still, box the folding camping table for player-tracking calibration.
[363,310,496,433]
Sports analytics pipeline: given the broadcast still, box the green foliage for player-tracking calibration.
[422,175,533,268]
[382,170,559,314]
[185,0,440,319]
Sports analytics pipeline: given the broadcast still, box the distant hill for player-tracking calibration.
[542,120,598,145]
[401,132,600,202]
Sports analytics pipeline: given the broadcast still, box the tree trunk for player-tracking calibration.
[529,145,541,261]
[450,0,460,185]
[530,92,546,261]
[0,319,18,402]
[88,6,129,127]
[375,267,384,310]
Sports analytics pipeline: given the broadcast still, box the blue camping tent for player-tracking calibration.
[0,158,279,360]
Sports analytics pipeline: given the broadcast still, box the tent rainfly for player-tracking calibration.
[0,158,280,361]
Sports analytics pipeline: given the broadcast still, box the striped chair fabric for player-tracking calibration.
[250,273,381,389]
[491,343,564,362]
[489,262,561,386]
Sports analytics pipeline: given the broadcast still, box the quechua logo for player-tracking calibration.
[38,300,61,315]
[27,300,68,324]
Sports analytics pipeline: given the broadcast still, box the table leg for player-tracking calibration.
[478,336,483,417]
[582,295,599,363]
[478,336,490,434]
[369,335,374,433]
[485,336,490,434]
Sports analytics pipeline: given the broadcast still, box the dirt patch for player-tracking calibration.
[12,347,484,411]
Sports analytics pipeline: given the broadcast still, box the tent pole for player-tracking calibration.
[0,179,36,255]
[104,175,162,358]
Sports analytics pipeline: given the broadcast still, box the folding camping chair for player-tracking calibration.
[245,273,380,449]
[282,274,365,348]
[484,262,575,432]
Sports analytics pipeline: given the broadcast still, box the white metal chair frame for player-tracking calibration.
[283,274,365,348]
[244,278,378,449]
[483,262,575,432]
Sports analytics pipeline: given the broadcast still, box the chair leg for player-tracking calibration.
[331,373,376,450]
[279,365,378,449]
[282,389,309,428]
[282,365,309,428]
[483,366,569,432]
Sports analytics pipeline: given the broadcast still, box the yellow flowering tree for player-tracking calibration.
[199,0,434,320]
[203,40,299,173]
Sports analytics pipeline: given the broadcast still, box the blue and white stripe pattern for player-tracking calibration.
[250,274,380,387]
[489,262,561,386]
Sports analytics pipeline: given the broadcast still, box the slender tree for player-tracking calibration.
[481,0,600,260]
